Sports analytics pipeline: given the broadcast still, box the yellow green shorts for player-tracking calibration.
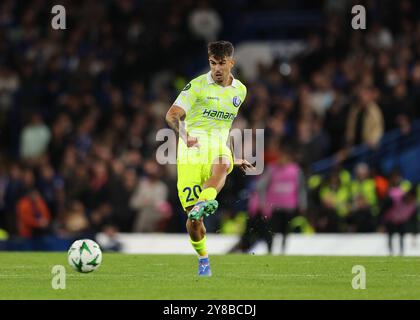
[177,143,234,211]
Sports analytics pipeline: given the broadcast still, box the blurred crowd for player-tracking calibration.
[0,0,419,243]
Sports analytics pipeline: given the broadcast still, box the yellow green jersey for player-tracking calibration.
[173,71,247,148]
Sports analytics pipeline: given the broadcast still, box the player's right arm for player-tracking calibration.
[165,105,199,148]
[166,81,201,148]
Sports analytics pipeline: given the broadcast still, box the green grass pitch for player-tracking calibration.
[0,253,420,299]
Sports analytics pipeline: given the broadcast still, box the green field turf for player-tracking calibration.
[0,252,419,299]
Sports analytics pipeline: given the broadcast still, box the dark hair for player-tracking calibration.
[208,41,234,59]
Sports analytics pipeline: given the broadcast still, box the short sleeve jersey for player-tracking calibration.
[173,71,247,147]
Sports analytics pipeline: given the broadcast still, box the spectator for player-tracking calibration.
[294,115,330,169]
[346,86,384,148]
[324,92,348,154]
[60,201,90,238]
[347,194,376,232]
[409,63,420,119]
[350,163,378,211]
[130,160,170,232]
[109,167,137,232]
[4,164,24,235]
[308,71,335,118]
[0,65,19,112]
[19,113,51,162]
[87,160,111,211]
[90,203,114,233]
[188,0,222,42]
[16,189,51,238]
[318,171,350,232]
[48,113,72,170]
[74,116,95,159]
[37,163,64,217]
[381,83,412,131]
[373,167,390,201]
[65,162,90,205]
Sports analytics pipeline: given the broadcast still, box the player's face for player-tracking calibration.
[209,55,234,85]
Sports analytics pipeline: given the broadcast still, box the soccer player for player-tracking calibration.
[165,41,254,276]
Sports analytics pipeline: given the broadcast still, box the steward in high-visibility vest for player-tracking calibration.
[319,174,351,217]
[351,163,378,214]
[350,178,377,207]
[339,169,352,188]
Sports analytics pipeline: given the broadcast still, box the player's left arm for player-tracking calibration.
[229,134,254,173]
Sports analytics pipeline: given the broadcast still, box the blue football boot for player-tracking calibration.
[198,257,212,277]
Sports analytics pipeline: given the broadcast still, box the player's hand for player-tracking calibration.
[234,159,255,173]
[186,135,200,148]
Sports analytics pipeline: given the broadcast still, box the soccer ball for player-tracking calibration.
[68,239,102,273]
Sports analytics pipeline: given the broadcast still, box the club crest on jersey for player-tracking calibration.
[232,96,241,107]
